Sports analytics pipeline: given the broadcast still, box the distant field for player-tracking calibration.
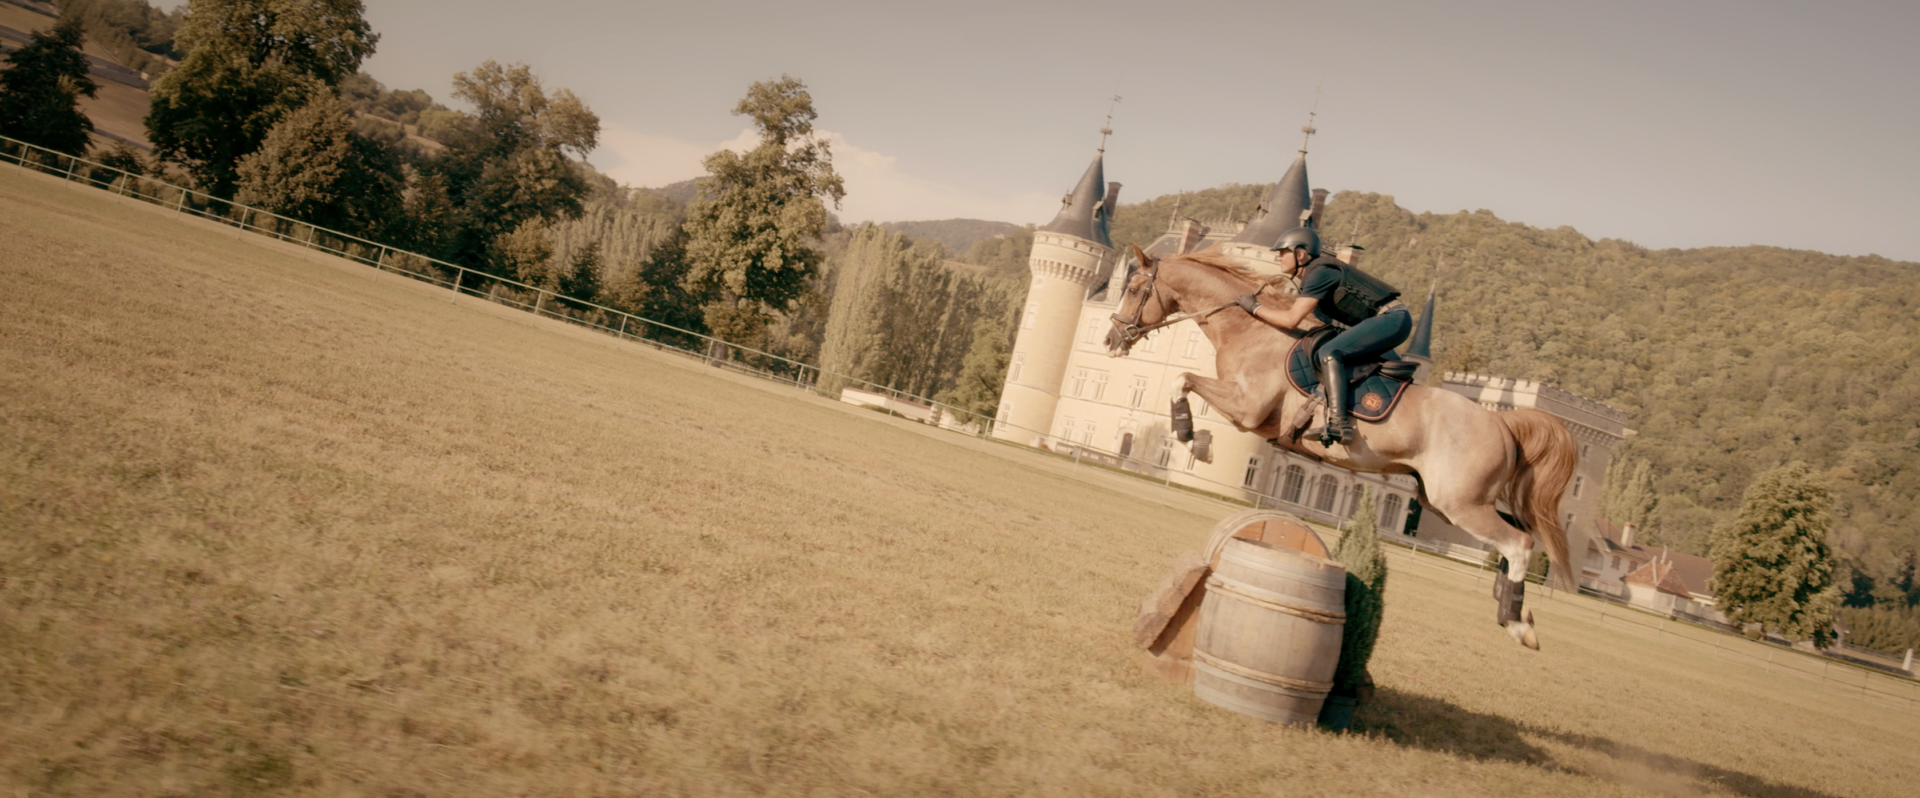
[3,164,1918,796]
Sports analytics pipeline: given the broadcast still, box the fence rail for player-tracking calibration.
[8,134,1913,715]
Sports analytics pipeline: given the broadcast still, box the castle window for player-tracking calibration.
[1611,556,1620,570]
[1129,376,1147,408]
[1157,438,1174,468]
[1244,457,1261,487]
[1581,444,1590,460]
[1565,512,1575,530]
[1383,494,1405,534]
[1023,303,1038,329]
[1281,465,1306,504]
[1092,371,1109,401]
[1008,353,1024,382]
[1185,331,1202,358]
[1185,450,1197,472]
[1084,318,1103,344]
[1313,475,1338,513]
[1060,417,1075,439]
[1071,368,1088,397]
[1081,421,1096,444]
[1572,475,1583,498]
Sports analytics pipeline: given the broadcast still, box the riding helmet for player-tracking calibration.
[1272,226,1321,258]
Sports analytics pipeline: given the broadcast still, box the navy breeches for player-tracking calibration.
[1321,308,1412,364]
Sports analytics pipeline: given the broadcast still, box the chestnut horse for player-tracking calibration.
[1105,246,1576,649]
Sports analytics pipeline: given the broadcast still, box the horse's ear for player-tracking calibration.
[1130,243,1154,271]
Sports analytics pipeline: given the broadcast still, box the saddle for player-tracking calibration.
[1283,327,1420,424]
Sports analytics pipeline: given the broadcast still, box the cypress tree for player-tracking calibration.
[1331,486,1389,693]
[1708,462,1841,646]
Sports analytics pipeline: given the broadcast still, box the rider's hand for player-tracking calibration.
[1236,294,1261,315]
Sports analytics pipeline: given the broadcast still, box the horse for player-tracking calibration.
[1103,245,1577,649]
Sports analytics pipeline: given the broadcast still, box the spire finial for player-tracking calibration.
[1099,94,1121,153]
[1300,84,1321,154]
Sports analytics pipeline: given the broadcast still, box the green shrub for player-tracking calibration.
[1331,487,1389,693]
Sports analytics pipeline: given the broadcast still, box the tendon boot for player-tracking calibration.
[1308,356,1356,446]
[1170,397,1194,443]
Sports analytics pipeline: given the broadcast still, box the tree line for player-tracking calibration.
[1,1,1024,419]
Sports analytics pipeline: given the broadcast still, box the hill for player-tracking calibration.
[878,217,1026,254]
[6,163,1917,796]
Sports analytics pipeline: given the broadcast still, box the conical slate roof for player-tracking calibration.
[1039,149,1112,248]
[1407,285,1437,360]
[1228,150,1311,247]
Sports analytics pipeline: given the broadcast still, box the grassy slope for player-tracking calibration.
[2,166,1917,796]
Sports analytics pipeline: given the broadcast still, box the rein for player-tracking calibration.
[1110,265,1297,345]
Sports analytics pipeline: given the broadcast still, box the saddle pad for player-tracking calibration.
[1284,328,1414,423]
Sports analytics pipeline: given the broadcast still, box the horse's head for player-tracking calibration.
[1106,243,1172,357]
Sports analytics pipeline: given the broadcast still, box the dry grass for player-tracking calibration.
[3,165,1917,796]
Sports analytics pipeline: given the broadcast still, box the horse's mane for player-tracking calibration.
[1159,245,1296,297]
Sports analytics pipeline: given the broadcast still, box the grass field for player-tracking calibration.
[4,165,1919,796]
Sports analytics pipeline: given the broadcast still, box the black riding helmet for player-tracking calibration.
[1272,226,1321,259]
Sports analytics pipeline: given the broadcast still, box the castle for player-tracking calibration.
[991,129,1632,565]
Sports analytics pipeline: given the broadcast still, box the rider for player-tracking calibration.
[1234,226,1410,445]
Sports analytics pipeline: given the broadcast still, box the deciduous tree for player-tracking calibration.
[234,91,401,238]
[146,0,376,198]
[0,17,98,156]
[682,75,845,344]
[1708,462,1841,646]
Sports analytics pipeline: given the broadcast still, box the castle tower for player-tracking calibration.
[994,140,1120,444]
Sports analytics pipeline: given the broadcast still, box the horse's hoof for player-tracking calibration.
[1506,621,1540,650]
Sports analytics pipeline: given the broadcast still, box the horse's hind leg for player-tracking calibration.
[1438,503,1541,650]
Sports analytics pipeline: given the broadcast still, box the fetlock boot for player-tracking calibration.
[1309,355,1356,446]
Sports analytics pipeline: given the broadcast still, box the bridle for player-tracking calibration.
[1107,256,1296,345]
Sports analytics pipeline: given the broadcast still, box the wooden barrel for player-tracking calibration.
[1192,537,1346,725]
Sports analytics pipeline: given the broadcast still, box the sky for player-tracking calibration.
[171,0,1920,261]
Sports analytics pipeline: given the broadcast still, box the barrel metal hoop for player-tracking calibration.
[1193,648,1335,695]
[1205,574,1347,625]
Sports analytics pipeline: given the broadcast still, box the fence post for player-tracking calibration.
[173,188,185,215]
[1766,650,1773,674]
[451,267,463,302]
[63,155,76,184]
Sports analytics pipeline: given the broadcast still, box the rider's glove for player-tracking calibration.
[1236,293,1261,315]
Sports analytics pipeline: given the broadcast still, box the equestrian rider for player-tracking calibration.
[1234,227,1410,446]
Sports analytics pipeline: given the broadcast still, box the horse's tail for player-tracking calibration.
[1497,408,1578,590]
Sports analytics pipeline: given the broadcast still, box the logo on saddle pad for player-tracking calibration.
[1360,393,1385,413]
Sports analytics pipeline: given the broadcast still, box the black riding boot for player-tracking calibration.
[1311,355,1355,446]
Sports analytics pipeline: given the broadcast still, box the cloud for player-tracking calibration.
[595,124,1053,224]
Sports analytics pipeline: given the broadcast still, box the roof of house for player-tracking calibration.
[1590,518,1717,598]
[1623,560,1695,599]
